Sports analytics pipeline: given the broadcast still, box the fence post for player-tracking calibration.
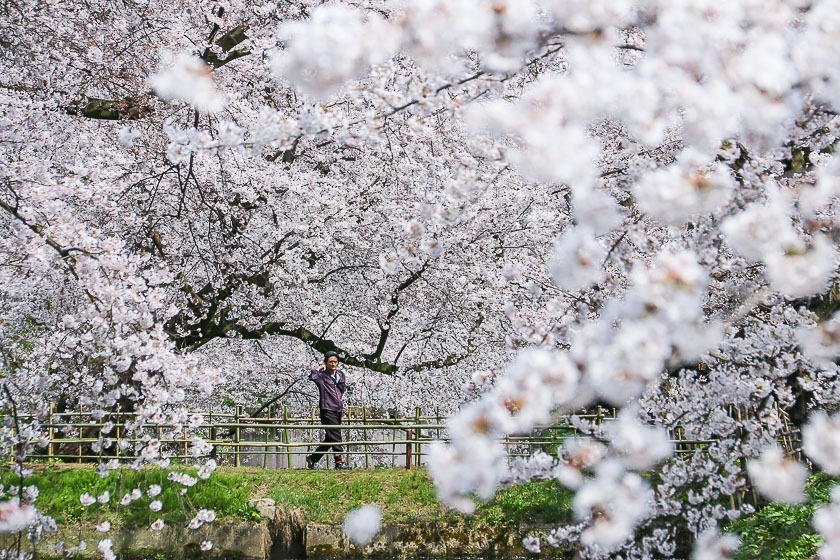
[284,406,291,469]
[391,411,397,468]
[405,428,413,470]
[435,407,440,442]
[310,407,317,458]
[157,419,164,458]
[115,403,120,460]
[362,407,369,469]
[263,406,270,469]
[47,403,55,460]
[342,406,351,466]
[209,408,217,461]
[414,407,421,467]
[78,403,83,464]
[183,423,189,460]
[234,405,242,467]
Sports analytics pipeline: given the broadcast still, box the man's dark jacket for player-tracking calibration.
[309,368,346,411]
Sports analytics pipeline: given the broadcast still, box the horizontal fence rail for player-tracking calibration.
[11,404,800,471]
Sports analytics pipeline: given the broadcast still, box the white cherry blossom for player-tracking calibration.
[343,504,382,546]
[746,446,808,503]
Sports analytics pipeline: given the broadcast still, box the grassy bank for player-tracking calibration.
[4,464,836,557]
[0,465,573,529]
[728,473,836,560]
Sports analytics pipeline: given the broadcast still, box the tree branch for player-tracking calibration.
[65,96,152,121]
[365,265,426,362]
[0,190,94,277]
[203,23,251,69]
[66,13,250,121]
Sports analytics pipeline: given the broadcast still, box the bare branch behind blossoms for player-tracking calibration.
[62,12,252,121]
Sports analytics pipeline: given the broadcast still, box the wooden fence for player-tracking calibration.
[25,405,613,468]
[19,404,800,470]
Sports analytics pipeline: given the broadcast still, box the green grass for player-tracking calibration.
[0,466,262,527]
[18,460,838,560]
[267,469,448,524]
[10,462,840,559]
[477,479,574,526]
[728,473,837,560]
[0,465,574,529]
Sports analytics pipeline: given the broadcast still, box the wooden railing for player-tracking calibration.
[21,405,615,468]
[15,404,800,470]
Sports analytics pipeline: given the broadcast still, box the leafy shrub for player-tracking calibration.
[729,473,837,560]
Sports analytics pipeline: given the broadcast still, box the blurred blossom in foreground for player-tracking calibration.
[746,446,807,504]
[396,0,493,74]
[0,500,35,533]
[573,461,654,550]
[547,228,606,292]
[764,235,838,299]
[720,190,798,261]
[691,528,740,560]
[633,149,735,226]
[803,412,840,475]
[798,314,840,369]
[427,440,508,514]
[522,536,541,554]
[343,504,382,546]
[814,487,840,559]
[605,408,673,470]
[274,4,398,97]
[98,538,115,560]
[148,51,226,112]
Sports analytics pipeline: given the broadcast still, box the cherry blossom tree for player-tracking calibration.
[1,0,839,558]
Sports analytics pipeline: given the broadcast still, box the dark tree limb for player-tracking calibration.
[794,278,840,320]
[65,96,152,121]
[203,23,251,69]
[250,377,306,418]
[172,317,401,374]
[403,313,485,373]
[365,265,426,363]
[266,135,302,164]
[67,14,250,121]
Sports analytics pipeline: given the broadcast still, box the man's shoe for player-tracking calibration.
[306,455,317,470]
[334,462,352,470]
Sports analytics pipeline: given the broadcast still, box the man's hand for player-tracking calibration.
[316,364,325,372]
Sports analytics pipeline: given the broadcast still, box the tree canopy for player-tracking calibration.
[0,1,839,557]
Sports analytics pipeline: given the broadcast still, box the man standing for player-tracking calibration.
[306,351,352,470]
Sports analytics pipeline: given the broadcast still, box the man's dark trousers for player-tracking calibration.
[310,409,343,464]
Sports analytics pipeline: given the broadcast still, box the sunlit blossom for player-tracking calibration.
[0,500,36,533]
[691,528,740,560]
[522,535,541,554]
[746,446,808,503]
[803,412,840,474]
[148,51,226,112]
[343,504,382,546]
